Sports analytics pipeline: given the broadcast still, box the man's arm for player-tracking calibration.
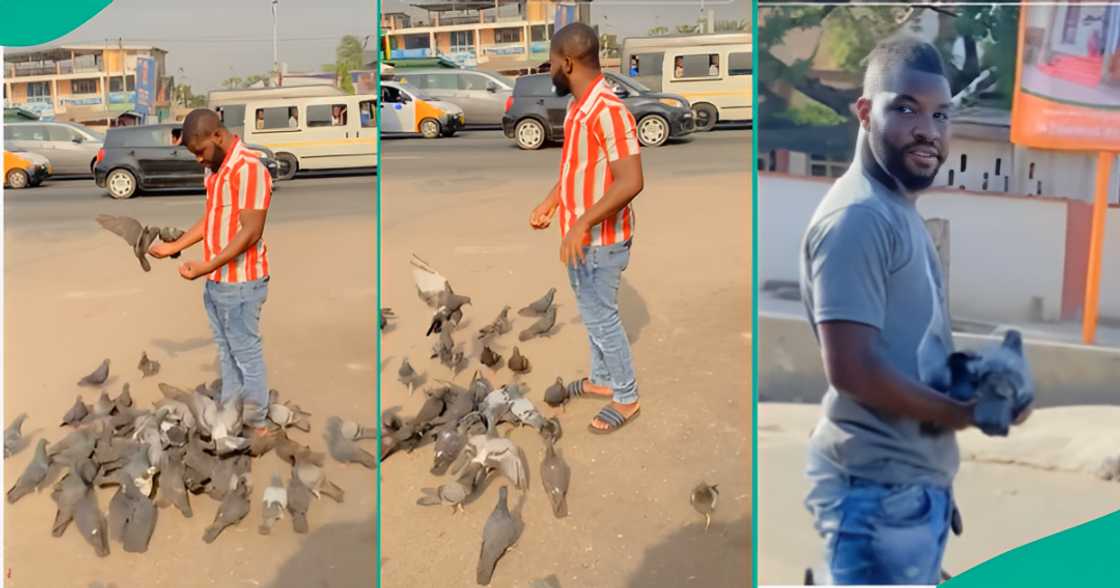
[530,181,561,229]
[573,154,643,229]
[150,215,205,258]
[195,210,267,274]
[819,321,973,430]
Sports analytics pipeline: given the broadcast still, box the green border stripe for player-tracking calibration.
[375,0,383,585]
[0,0,111,46]
[751,8,759,588]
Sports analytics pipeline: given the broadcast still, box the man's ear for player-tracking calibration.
[855,97,873,131]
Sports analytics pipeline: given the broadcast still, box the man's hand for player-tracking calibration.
[530,199,558,229]
[149,242,179,259]
[178,260,210,280]
[560,220,588,266]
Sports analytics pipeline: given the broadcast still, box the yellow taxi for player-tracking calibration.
[4,149,51,189]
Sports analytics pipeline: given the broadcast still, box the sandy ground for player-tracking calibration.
[758,402,1120,585]
[3,184,376,587]
[380,134,752,587]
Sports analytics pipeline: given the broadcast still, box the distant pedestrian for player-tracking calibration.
[629,55,639,77]
[708,54,720,77]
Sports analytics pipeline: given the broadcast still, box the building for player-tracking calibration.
[3,44,172,128]
[381,0,588,74]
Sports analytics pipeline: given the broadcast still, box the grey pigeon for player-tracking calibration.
[518,306,557,341]
[477,486,519,585]
[540,440,570,518]
[78,358,110,387]
[92,391,115,418]
[121,476,157,553]
[480,346,503,369]
[414,388,448,429]
[543,377,568,408]
[157,449,192,518]
[137,351,160,378]
[268,402,311,432]
[113,383,133,410]
[340,419,377,441]
[427,290,472,335]
[417,461,486,512]
[477,306,512,340]
[519,288,556,316]
[4,413,27,457]
[7,438,50,503]
[398,357,421,394]
[287,475,313,533]
[508,347,530,374]
[259,474,287,535]
[294,454,345,502]
[96,214,158,272]
[157,226,185,243]
[53,459,110,557]
[690,482,719,531]
[108,477,130,543]
[431,424,468,476]
[325,417,376,469]
[510,396,546,430]
[540,417,563,446]
[203,475,251,543]
[61,396,91,427]
[476,437,528,490]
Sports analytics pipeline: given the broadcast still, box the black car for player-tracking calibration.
[94,124,279,199]
[501,72,693,150]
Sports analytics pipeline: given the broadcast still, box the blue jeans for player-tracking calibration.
[203,277,270,426]
[805,452,952,585]
[565,239,638,404]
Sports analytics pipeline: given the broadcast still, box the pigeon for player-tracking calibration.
[156,449,192,518]
[414,388,448,430]
[398,357,421,394]
[293,452,345,502]
[477,486,519,585]
[259,474,287,535]
[518,306,557,341]
[96,214,160,272]
[379,307,396,330]
[121,476,158,553]
[519,288,556,316]
[7,438,50,503]
[543,377,568,408]
[478,306,512,340]
[690,482,719,531]
[540,416,564,446]
[417,460,486,512]
[108,477,130,543]
[508,347,530,374]
[78,359,110,387]
[53,459,110,557]
[269,402,311,432]
[431,329,465,373]
[113,384,134,410]
[137,351,160,377]
[431,424,468,476]
[203,475,251,543]
[469,435,527,490]
[287,475,313,533]
[427,292,472,335]
[4,413,27,457]
[480,388,515,434]
[339,419,377,441]
[540,440,570,518]
[61,396,91,427]
[324,416,376,469]
[157,226,185,243]
[480,346,503,369]
[510,396,546,430]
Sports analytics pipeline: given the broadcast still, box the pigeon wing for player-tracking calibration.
[96,214,144,246]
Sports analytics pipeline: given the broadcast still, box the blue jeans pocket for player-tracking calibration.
[877,485,933,527]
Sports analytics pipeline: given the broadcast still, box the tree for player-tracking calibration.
[336,35,364,71]
[339,63,355,95]
[220,76,243,90]
[647,25,669,37]
[715,18,750,33]
[675,23,699,35]
[245,73,272,88]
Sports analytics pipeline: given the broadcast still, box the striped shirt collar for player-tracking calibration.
[217,135,243,174]
[571,73,608,117]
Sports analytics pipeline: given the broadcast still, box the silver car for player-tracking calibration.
[6,121,104,177]
[394,69,514,127]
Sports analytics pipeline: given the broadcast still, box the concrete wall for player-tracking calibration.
[759,173,1119,323]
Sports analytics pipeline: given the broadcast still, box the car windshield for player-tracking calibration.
[67,123,104,141]
[491,73,515,88]
[396,82,433,102]
[608,73,650,94]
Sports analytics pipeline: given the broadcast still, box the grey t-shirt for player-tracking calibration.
[799,164,958,488]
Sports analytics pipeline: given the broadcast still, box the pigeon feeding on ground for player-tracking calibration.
[324,417,376,469]
[540,440,570,518]
[7,439,50,503]
[5,413,28,457]
[78,359,110,387]
[477,306,512,340]
[519,288,556,316]
[477,486,519,586]
[690,482,719,531]
[203,475,251,543]
[137,352,160,378]
[480,346,503,369]
[508,347,530,374]
[518,306,557,341]
[258,474,287,535]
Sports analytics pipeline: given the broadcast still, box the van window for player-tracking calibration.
[8,125,47,141]
[217,104,246,128]
[48,125,81,142]
[308,103,349,127]
[106,127,169,148]
[256,106,298,130]
[359,100,375,128]
[460,73,493,91]
[632,52,663,77]
[729,52,752,76]
[423,74,458,90]
[673,53,721,79]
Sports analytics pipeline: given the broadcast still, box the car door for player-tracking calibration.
[132,127,180,188]
[458,72,502,125]
[168,129,205,187]
[46,124,88,175]
[424,73,464,118]
[11,124,52,165]
[380,85,415,133]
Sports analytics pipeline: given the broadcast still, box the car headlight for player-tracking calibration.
[659,98,684,108]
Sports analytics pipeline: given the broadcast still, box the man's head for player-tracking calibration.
[549,23,600,96]
[181,109,230,173]
[857,37,952,192]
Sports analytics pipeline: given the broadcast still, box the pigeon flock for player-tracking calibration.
[4,351,377,557]
[381,255,579,586]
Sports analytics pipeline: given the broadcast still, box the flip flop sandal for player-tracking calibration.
[588,405,640,435]
[567,378,612,400]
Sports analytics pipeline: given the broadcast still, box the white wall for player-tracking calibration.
[756,173,1119,323]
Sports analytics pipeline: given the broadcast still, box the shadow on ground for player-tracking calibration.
[266,515,377,588]
[625,514,752,588]
[620,277,651,344]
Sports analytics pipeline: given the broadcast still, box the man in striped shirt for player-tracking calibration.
[530,23,645,434]
[150,109,273,431]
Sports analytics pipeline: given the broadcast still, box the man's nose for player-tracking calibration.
[913,116,941,143]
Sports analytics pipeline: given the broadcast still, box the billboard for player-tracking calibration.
[135,55,156,116]
[1011,4,1120,150]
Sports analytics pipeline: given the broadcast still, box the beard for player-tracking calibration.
[207,144,226,173]
[872,135,943,192]
[551,69,571,97]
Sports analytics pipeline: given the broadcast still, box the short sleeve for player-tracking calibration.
[595,104,640,162]
[236,160,272,211]
[805,206,894,330]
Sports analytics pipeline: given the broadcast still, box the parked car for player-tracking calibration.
[94,124,280,199]
[3,149,52,189]
[392,68,514,127]
[6,121,104,177]
[501,72,694,150]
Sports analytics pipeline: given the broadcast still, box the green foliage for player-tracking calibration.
[336,34,364,71]
[775,100,846,126]
[338,62,355,95]
[220,76,243,90]
[715,19,750,33]
[647,25,669,37]
[675,24,699,35]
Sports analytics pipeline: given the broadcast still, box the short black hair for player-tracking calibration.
[863,37,947,97]
[550,22,599,66]
[181,108,222,145]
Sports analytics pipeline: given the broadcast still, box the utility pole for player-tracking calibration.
[272,0,279,83]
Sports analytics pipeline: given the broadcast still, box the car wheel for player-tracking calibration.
[515,118,546,150]
[5,169,30,189]
[693,103,718,132]
[420,118,442,139]
[106,168,138,199]
[276,153,298,181]
[637,114,670,147]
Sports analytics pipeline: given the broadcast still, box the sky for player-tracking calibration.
[20,0,375,93]
[382,0,750,40]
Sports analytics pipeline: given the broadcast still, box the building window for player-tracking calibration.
[27,82,52,103]
[72,78,98,94]
[109,75,136,93]
[729,52,752,76]
[450,30,475,53]
[809,154,846,178]
[495,27,522,44]
[531,25,549,42]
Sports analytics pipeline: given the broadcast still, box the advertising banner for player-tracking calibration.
[135,55,156,116]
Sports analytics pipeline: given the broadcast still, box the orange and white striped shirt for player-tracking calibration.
[558,74,641,247]
[204,136,272,283]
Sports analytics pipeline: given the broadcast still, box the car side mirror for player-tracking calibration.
[72,136,83,143]
[486,82,498,93]
[613,87,629,98]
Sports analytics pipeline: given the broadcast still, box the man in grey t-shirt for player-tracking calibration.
[799,38,1003,585]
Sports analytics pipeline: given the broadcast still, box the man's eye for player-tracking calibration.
[895,105,915,114]
[934,112,950,121]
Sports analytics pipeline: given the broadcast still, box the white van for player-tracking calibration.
[209,88,377,179]
[621,33,752,130]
